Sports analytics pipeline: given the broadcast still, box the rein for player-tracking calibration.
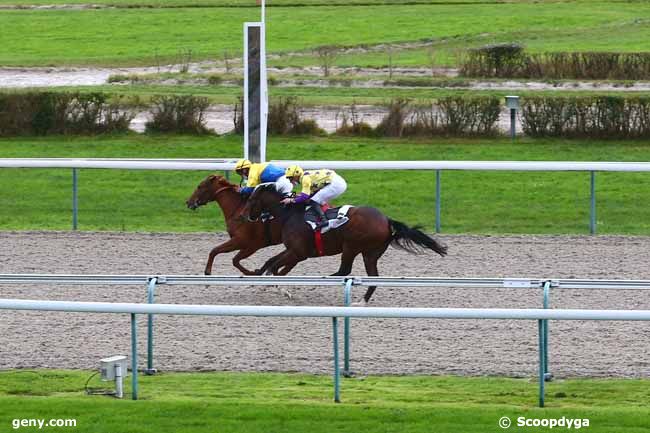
[213,185,235,197]
[212,184,241,221]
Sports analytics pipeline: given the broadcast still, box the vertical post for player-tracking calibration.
[131,313,139,400]
[146,277,158,375]
[224,170,230,181]
[590,171,596,235]
[538,319,545,408]
[435,170,441,233]
[244,22,267,163]
[72,168,78,230]
[343,279,353,377]
[332,317,341,403]
[505,96,520,141]
[542,281,550,381]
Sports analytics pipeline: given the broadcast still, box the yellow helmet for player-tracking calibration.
[285,165,304,179]
[235,159,252,172]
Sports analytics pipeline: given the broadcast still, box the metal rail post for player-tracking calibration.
[542,280,551,381]
[72,168,78,230]
[538,319,545,407]
[343,279,353,377]
[435,170,441,233]
[131,313,139,400]
[332,317,341,403]
[146,277,158,374]
[590,171,596,234]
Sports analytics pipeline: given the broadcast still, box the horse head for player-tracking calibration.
[186,174,236,210]
[242,183,285,221]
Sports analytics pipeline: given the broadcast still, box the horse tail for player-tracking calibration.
[388,219,447,257]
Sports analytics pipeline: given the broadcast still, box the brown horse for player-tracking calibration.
[186,174,283,275]
[243,183,448,304]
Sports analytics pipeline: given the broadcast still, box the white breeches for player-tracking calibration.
[275,176,293,195]
[310,174,347,205]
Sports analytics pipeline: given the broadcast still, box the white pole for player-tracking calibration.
[115,364,124,399]
[261,0,265,23]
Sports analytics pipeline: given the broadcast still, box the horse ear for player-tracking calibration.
[208,174,217,180]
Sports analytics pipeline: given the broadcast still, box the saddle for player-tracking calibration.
[304,204,353,234]
[305,204,353,257]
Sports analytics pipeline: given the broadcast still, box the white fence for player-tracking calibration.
[2,274,650,406]
[2,158,650,233]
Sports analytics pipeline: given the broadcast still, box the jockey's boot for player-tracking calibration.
[309,200,328,230]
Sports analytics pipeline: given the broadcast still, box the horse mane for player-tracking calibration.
[212,175,238,189]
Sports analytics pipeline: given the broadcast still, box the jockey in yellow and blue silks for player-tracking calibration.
[281,165,347,229]
[234,159,292,196]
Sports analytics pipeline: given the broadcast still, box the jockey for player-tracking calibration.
[281,165,347,229]
[234,159,292,196]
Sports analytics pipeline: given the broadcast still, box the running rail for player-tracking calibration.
[271,160,650,172]
[0,158,237,170]
[2,274,650,289]
[3,159,650,172]
[1,298,650,320]
[1,298,649,407]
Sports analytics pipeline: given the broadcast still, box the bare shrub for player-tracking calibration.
[145,95,212,134]
[375,98,410,137]
[521,96,650,138]
[314,45,338,77]
[0,92,135,136]
[335,104,374,136]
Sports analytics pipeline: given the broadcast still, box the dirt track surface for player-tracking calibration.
[1,231,650,378]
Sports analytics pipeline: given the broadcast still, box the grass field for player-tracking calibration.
[2,134,650,234]
[0,370,649,433]
[1,2,649,67]
[0,0,622,7]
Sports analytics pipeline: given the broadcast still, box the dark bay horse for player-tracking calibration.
[243,184,448,304]
[186,174,283,275]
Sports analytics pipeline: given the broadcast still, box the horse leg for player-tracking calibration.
[232,247,261,276]
[330,245,359,277]
[358,245,389,305]
[266,251,305,299]
[274,252,304,276]
[255,249,291,275]
[204,238,241,275]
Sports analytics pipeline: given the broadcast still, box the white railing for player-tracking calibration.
[1,158,649,232]
[0,296,648,406]
[2,274,650,406]
[3,158,650,172]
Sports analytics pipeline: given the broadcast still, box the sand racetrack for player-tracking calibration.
[1,231,650,378]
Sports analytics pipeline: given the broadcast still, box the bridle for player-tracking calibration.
[213,184,234,198]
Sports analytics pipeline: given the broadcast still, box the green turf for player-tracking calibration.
[2,134,650,234]
[0,370,648,433]
[1,2,650,67]
[0,0,613,7]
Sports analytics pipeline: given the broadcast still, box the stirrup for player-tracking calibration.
[314,219,328,230]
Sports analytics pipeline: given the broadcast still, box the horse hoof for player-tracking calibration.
[350,301,367,307]
[280,288,293,300]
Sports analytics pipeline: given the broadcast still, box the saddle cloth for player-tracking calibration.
[304,204,353,233]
